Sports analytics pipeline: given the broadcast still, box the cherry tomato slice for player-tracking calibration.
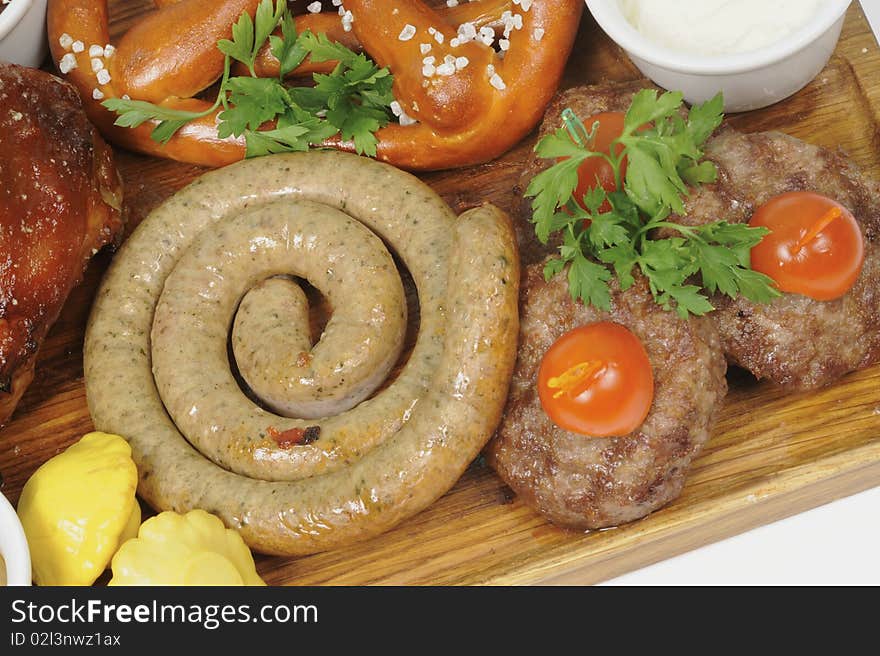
[538,322,654,438]
[749,191,864,301]
[556,112,627,214]
[573,112,627,208]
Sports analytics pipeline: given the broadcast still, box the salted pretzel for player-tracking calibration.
[47,0,583,170]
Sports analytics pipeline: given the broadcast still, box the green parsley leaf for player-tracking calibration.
[101,98,214,144]
[657,284,715,319]
[686,92,725,146]
[217,76,289,138]
[624,89,683,135]
[218,0,284,74]
[297,31,358,66]
[218,10,256,67]
[625,143,687,216]
[525,153,585,243]
[597,243,638,291]
[568,252,613,311]
[587,211,629,251]
[525,91,780,317]
[253,0,285,61]
[103,0,393,158]
[270,12,308,78]
[543,257,567,281]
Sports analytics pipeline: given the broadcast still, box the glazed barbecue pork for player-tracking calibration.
[0,63,124,426]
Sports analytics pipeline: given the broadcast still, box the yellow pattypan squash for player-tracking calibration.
[17,431,140,586]
[109,509,265,586]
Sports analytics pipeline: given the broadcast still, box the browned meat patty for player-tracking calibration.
[516,80,880,390]
[485,264,727,529]
[700,129,880,389]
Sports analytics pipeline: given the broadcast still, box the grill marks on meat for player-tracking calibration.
[0,63,124,426]
[516,80,880,390]
[486,265,727,529]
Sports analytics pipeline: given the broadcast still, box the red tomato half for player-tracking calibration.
[749,191,864,301]
[571,112,628,211]
[537,322,654,438]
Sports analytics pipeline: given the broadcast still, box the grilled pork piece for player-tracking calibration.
[0,63,124,426]
[517,80,880,390]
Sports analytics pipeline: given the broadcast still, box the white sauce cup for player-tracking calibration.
[0,489,30,586]
[0,0,49,69]
[585,0,852,112]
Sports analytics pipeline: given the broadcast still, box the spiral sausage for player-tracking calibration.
[83,151,519,555]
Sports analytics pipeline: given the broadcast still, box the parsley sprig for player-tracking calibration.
[526,90,781,318]
[102,0,395,157]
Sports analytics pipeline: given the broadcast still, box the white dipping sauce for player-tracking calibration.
[620,0,824,56]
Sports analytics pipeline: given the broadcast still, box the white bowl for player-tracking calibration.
[0,489,30,586]
[0,0,48,68]
[585,0,852,112]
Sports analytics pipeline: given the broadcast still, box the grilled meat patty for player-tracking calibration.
[486,264,727,529]
[700,129,880,389]
[516,80,880,390]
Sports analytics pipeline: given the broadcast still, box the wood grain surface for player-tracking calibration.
[2,1,879,586]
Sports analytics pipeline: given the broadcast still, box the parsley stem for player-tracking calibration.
[636,220,705,243]
[219,55,233,110]
[562,108,590,147]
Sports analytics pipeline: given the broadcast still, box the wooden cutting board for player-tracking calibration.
[2,1,880,585]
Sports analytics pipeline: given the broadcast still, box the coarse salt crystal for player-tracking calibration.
[489,73,506,90]
[399,24,417,41]
[436,62,455,76]
[307,1,322,12]
[420,43,432,54]
[457,22,477,42]
[399,113,418,127]
[341,9,353,31]
[533,27,545,41]
[97,69,111,85]
[455,56,469,70]
[91,57,104,73]
[104,44,116,58]
[92,88,105,100]
[58,33,73,50]
[88,44,104,57]
[71,40,85,53]
[58,53,77,74]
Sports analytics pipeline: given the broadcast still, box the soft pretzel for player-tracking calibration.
[47,0,583,170]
